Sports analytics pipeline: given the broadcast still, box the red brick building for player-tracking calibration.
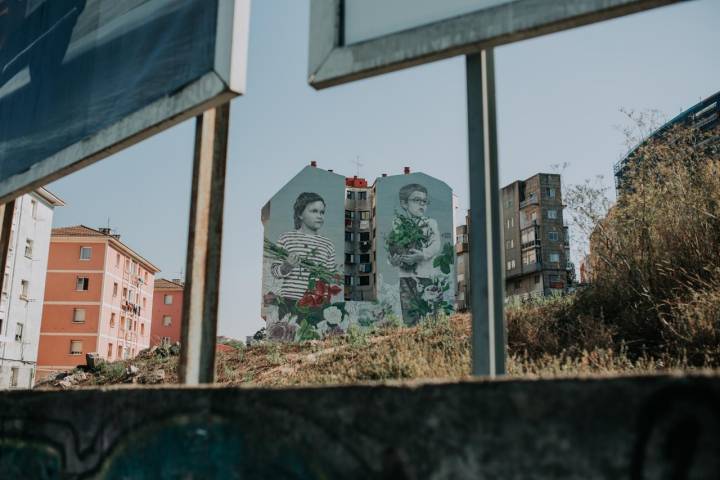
[150,278,184,346]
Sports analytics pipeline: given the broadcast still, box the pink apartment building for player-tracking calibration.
[37,226,159,379]
[151,278,184,346]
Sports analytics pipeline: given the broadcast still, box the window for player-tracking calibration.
[346,190,354,199]
[506,239,514,250]
[0,319,3,334]
[163,315,172,327]
[10,367,18,387]
[140,324,145,335]
[24,239,33,258]
[505,199,513,209]
[143,297,147,309]
[358,191,367,200]
[548,231,559,242]
[528,192,537,201]
[79,246,92,260]
[73,308,86,323]
[107,343,113,359]
[31,199,38,219]
[123,287,127,299]
[549,252,561,263]
[164,294,173,305]
[506,217,514,229]
[131,262,138,275]
[345,231,354,242]
[531,212,537,222]
[126,317,132,330]
[359,254,370,263]
[117,345,123,358]
[2,273,8,296]
[120,316,126,331]
[14,323,23,342]
[359,232,370,242]
[116,253,120,267]
[110,313,116,328]
[113,282,118,297]
[70,340,82,355]
[546,187,556,199]
[358,276,370,286]
[345,253,355,264]
[20,280,29,300]
[344,275,353,286]
[521,229,536,245]
[345,210,354,219]
[547,209,558,219]
[360,211,370,220]
[522,250,537,266]
[76,277,89,291]
[506,260,516,270]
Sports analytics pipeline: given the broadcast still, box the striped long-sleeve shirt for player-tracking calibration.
[270,231,336,300]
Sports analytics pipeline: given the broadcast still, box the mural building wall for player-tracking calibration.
[261,166,455,341]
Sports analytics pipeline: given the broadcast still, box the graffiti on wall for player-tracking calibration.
[262,168,456,341]
[385,183,455,326]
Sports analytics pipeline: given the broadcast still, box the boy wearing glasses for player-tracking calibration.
[390,183,441,325]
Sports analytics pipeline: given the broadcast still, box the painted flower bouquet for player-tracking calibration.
[385,212,432,273]
[409,276,454,320]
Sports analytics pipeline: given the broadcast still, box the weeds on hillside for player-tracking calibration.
[564,113,720,365]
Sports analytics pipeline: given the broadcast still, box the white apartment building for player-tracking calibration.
[0,189,64,389]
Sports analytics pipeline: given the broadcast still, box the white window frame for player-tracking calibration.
[20,280,29,300]
[76,277,89,291]
[73,308,86,323]
[548,231,559,242]
[24,239,33,258]
[70,340,83,355]
[163,315,172,327]
[79,246,92,261]
[15,323,23,342]
[549,252,561,263]
[547,209,558,220]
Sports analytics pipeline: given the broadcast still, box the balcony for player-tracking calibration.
[519,196,539,209]
[521,240,541,250]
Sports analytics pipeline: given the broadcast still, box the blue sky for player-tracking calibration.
[49,0,720,339]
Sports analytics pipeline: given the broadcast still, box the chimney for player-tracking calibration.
[381,173,387,177]
[403,167,410,175]
[310,161,317,167]
[328,169,333,172]
[98,227,111,235]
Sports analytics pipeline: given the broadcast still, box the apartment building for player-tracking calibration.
[37,226,159,379]
[261,163,455,340]
[502,173,570,299]
[454,221,470,312]
[151,278,184,346]
[343,175,375,301]
[0,189,63,388]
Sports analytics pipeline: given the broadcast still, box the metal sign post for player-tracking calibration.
[179,103,230,385]
[466,50,506,376]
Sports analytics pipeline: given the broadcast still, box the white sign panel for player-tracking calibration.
[344,0,514,45]
[309,0,684,89]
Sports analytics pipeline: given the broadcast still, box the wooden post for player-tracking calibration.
[179,103,230,385]
[466,50,506,377]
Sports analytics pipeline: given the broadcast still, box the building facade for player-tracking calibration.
[0,189,63,389]
[261,163,455,341]
[37,226,159,379]
[502,173,571,299]
[614,90,720,192]
[151,278,184,346]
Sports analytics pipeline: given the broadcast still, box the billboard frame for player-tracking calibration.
[0,0,251,205]
[308,0,682,89]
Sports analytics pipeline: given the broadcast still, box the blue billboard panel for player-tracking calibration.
[0,0,249,201]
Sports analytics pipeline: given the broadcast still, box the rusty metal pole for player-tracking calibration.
[179,103,230,385]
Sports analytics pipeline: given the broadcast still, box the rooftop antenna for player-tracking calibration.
[352,155,363,177]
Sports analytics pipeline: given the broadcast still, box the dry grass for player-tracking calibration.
[36,310,715,390]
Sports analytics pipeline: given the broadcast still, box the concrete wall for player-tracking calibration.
[4,374,719,477]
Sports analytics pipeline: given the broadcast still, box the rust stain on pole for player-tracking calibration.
[179,103,230,385]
